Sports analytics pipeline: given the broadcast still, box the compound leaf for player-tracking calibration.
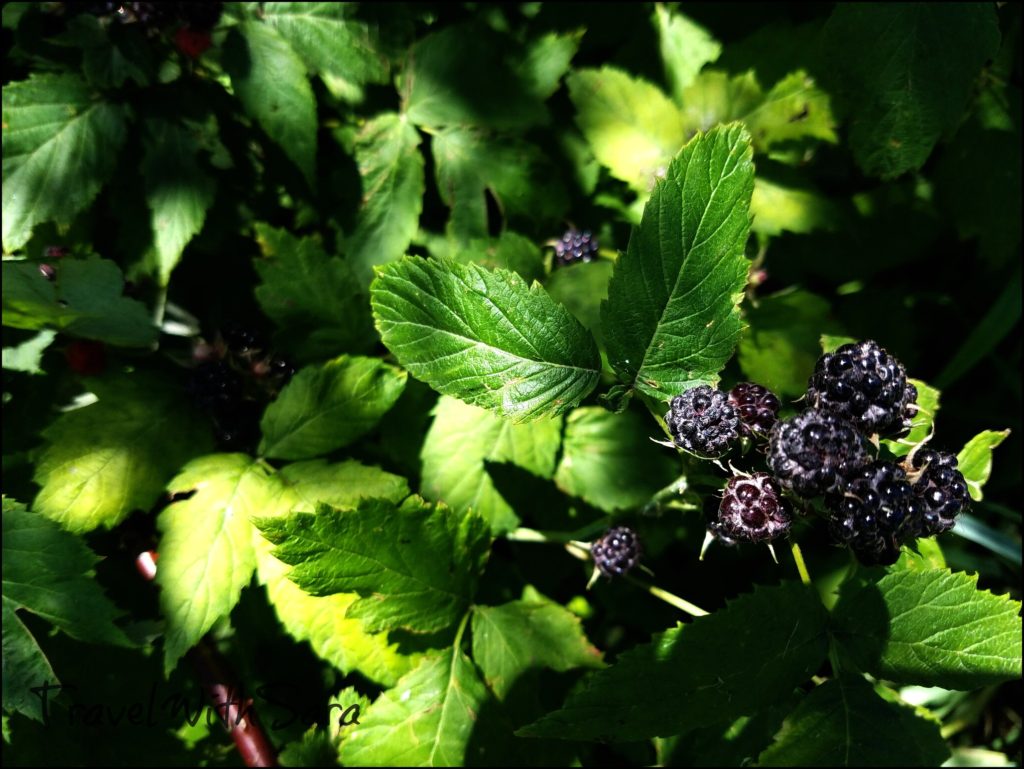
[259,355,407,460]
[255,497,490,634]
[601,124,755,400]
[518,582,828,741]
[372,257,601,422]
[2,73,129,252]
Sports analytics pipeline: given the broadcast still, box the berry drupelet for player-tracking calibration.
[665,385,741,457]
[768,408,869,498]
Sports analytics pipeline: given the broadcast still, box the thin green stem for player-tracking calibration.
[790,541,812,586]
[623,574,709,617]
[453,609,471,652]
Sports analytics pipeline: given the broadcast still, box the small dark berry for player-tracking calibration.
[187,360,242,410]
[727,382,780,438]
[768,408,869,497]
[908,449,970,536]
[554,228,599,266]
[591,526,642,578]
[712,473,791,543]
[665,384,740,457]
[806,340,918,437]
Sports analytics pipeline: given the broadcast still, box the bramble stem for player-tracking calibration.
[790,541,812,586]
[623,574,709,617]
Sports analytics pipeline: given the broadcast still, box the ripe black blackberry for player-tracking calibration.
[665,385,740,457]
[554,229,599,266]
[768,408,869,497]
[591,526,642,578]
[187,360,242,411]
[727,382,780,438]
[826,461,920,566]
[806,340,918,437]
[908,449,970,536]
[712,473,791,543]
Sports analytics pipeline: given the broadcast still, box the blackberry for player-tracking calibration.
[222,324,266,356]
[806,340,918,437]
[554,229,599,266]
[211,399,262,450]
[665,385,740,457]
[727,382,781,438]
[712,473,791,543]
[187,360,242,411]
[827,461,919,566]
[590,526,642,578]
[768,408,869,497]
[908,449,969,536]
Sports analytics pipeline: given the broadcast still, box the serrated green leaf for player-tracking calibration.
[655,5,722,103]
[554,407,677,512]
[340,649,494,766]
[372,257,601,422]
[822,4,1000,178]
[253,224,374,361]
[2,73,129,251]
[601,124,755,400]
[516,29,582,101]
[518,582,828,741]
[2,256,157,347]
[831,568,1022,690]
[545,259,615,346]
[751,176,842,237]
[259,355,407,460]
[2,498,131,719]
[260,2,388,87]
[680,70,762,135]
[471,600,604,700]
[568,66,685,192]
[450,232,546,284]
[256,460,421,687]
[141,119,215,285]
[432,127,568,242]
[757,676,949,766]
[255,497,490,634]
[404,22,547,130]
[343,113,424,285]
[158,454,287,672]
[956,429,1010,502]
[882,379,940,458]
[2,329,55,374]
[739,289,843,397]
[224,20,316,185]
[420,396,562,534]
[32,374,211,533]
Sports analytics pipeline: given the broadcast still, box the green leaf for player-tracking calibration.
[371,257,601,422]
[403,22,547,130]
[655,5,722,103]
[158,454,287,672]
[255,497,491,634]
[2,498,131,719]
[471,599,603,700]
[568,66,685,192]
[516,29,582,101]
[545,259,615,346]
[141,119,215,285]
[431,127,568,242]
[2,73,129,251]
[2,256,157,347]
[956,429,1011,502]
[343,113,425,285]
[554,407,677,512]
[601,124,755,400]
[224,20,316,185]
[757,676,949,766]
[882,379,940,458]
[449,232,546,284]
[256,460,422,687]
[831,568,1023,690]
[420,396,563,534]
[679,70,762,135]
[33,374,212,533]
[822,4,1000,178]
[259,355,407,460]
[340,649,494,766]
[751,176,842,237]
[518,582,828,741]
[2,329,55,374]
[738,289,842,398]
[253,224,374,361]
[259,2,388,86]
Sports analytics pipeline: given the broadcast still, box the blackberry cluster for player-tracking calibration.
[554,229,599,266]
[712,473,791,544]
[806,340,918,437]
[768,409,868,498]
[665,385,740,457]
[909,449,970,536]
[728,382,780,437]
[186,325,294,450]
[591,526,642,578]
[826,461,918,566]
[68,2,223,31]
